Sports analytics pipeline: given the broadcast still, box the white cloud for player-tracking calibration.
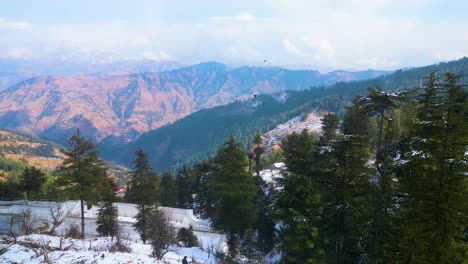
[0,18,32,29]
[282,39,306,58]
[210,12,257,22]
[356,57,399,69]
[0,0,467,71]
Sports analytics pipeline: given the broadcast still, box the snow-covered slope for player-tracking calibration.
[0,234,217,263]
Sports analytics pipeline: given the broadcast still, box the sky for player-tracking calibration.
[1,0,467,71]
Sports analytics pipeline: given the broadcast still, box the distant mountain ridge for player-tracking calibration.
[99,57,468,172]
[0,59,185,89]
[0,61,389,143]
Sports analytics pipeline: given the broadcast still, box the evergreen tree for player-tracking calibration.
[19,166,47,199]
[58,129,108,238]
[177,225,199,247]
[253,173,276,254]
[398,72,468,263]
[127,148,159,243]
[176,166,196,209]
[360,86,405,262]
[159,171,177,207]
[276,130,326,263]
[320,112,340,145]
[96,179,118,241]
[192,160,217,219]
[320,102,375,263]
[209,136,257,255]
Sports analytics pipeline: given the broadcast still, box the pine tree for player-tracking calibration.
[96,179,118,241]
[177,225,199,247]
[398,72,468,263]
[276,130,326,263]
[127,148,159,243]
[320,102,375,263]
[58,129,108,238]
[176,166,195,209]
[320,112,340,145]
[192,160,217,219]
[159,171,177,207]
[253,173,276,254]
[360,86,405,262]
[19,166,47,199]
[209,136,257,255]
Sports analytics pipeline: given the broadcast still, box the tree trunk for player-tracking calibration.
[142,204,146,244]
[80,198,85,239]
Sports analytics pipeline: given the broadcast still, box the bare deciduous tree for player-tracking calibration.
[147,209,176,259]
[19,208,37,235]
[47,202,65,235]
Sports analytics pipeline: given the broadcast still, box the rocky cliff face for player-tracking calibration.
[0,62,388,143]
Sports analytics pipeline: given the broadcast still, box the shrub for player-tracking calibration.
[177,225,199,247]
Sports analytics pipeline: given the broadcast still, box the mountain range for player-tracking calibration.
[98,57,468,172]
[0,59,184,89]
[0,61,389,144]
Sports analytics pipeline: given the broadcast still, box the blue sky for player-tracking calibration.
[1,0,467,70]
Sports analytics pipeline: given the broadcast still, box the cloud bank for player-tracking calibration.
[0,0,467,70]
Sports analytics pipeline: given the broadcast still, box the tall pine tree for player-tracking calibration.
[96,178,118,241]
[209,136,257,255]
[398,72,467,263]
[58,129,108,238]
[320,101,375,263]
[276,130,326,263]
[360,86,405,262]
[127,148,159,243]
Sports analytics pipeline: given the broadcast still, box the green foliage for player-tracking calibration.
[208,136,257,253]
[176,166,196,209]
[359,86,408,262]
[177,225,199,247]
[57,128,108,238]
[319,112,340,145]
[100,57,468,173]
[126,148,159,243]
[125,148,159,205]
[96,179,118,240]
[252,174,276,254]
[0,154,28,198]
[319,101,375,263]
[398,73,468,263]
[19,166,47,199]
[133,204,154,244]
[191,160,217,219]
[276,130,326,263]
[159,171,177,207]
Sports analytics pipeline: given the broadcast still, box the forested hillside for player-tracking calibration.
[99,57,468,172]
[153,72,467,262]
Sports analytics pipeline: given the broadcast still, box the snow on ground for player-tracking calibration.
[262,112,323,154]
[0,234,218,264]
[0,200,227,253]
